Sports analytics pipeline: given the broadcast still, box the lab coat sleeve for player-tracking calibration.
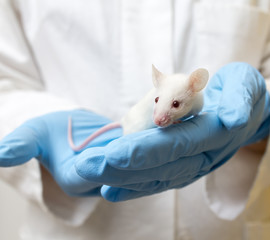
[0,0,99,226]
[204,15,270,220]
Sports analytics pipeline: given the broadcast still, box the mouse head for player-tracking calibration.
[152,65,209,127]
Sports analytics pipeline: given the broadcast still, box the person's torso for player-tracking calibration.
[14,1,270,239]
[16,0,269,120]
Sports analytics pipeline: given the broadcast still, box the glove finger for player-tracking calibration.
[205,62,266,130]
[101,185,150,202]
[75,147,226,186]
[244,113,270,145]
[57,163,102,197]
[244,92,270,144]
[100,175,202,202]
[0,124,40,167]
[101,174,193,193]
[99,148,237,193]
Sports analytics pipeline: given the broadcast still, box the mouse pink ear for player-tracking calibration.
[152,64,165,88]
[188,68,209,92]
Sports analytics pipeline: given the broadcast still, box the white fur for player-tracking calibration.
[121,66,209,134]
[121,88,157,135]
[69,66,209,151]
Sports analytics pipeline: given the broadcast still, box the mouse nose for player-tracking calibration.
[154,115,171,127]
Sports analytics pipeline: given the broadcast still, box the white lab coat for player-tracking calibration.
[0,0,270,239]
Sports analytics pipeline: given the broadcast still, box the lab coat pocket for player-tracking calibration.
[194,3,270,73]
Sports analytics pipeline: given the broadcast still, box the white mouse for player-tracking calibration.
[68,65,209,151]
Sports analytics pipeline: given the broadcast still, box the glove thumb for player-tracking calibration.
[0,123,40,167]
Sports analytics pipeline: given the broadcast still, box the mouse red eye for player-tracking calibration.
[172,100,180,108]
[155,97,159,103]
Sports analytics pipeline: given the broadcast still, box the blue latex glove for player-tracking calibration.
[0,110,122,196]
[75,62,270,202]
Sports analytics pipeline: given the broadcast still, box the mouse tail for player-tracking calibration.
[68,117,122,152]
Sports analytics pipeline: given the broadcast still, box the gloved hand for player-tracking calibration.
[75,62,270,202]
[0,110,122,196]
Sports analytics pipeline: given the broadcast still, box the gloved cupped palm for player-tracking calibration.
[0,110,122,197]
[75,62,270,202]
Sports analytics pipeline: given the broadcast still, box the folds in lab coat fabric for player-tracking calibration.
[0,0,270,239]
